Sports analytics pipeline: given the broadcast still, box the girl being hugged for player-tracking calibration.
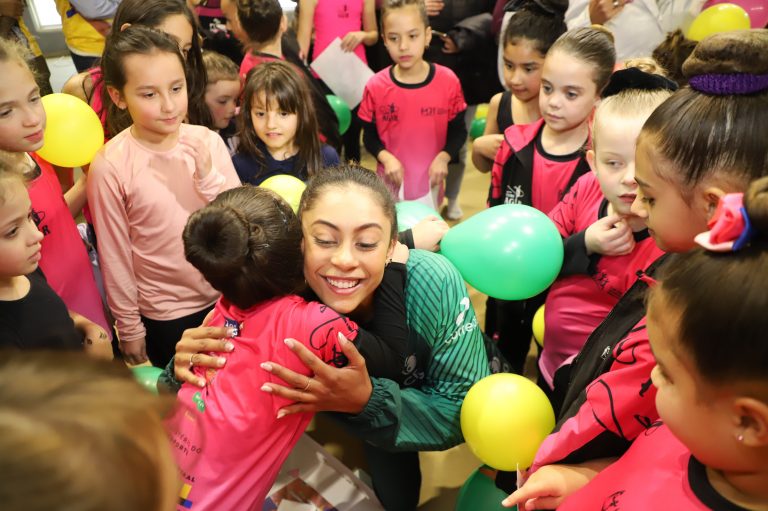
[87,26,240,367]
[554,178,768,510]
[0,38,112,351]
[359,0,467,209]
[172,183,410,510]
[472,0,568,173]
[485,26,615,376]
[233,61,339,185]
[504,29,768,509]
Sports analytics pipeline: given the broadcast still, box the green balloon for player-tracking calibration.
[440,204,563,300]
[396,201,440,232]
[455,467,513,511]
[131,365,163,394]
[326,94,351,135]
[470,117,487,140]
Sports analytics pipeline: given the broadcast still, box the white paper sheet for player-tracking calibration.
[310,38,374,109]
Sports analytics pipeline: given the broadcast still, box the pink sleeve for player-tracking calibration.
[358,81,376,123]
[548,178,581,237]
[297,302,360,364]
[532,320,659,471]
[194,131,242,201]
[86,152,145,343]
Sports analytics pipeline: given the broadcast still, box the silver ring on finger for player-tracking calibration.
[302,377,313,392]
[189,353,198,369]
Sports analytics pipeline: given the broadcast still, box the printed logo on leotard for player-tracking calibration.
[30,208,50,236]
[337,3,350,18]
[503,184,525,204]
[380,103,399,122]
[601,490,625,510]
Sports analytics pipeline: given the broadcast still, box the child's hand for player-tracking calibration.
[429,152,451,188]
[390,241,410,264]
[410,215,449,252]
[585,213,636,256]
[502,464,592,509]
[180,135,213,180]
[341,31,366,52]
[380,153,405,187]
[120,338,149,365]
[473,134,504,160]
[82,322,113,361]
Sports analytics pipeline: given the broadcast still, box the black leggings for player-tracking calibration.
[484,292,547,374]
[363,443,421,511]
[141,305,214,368]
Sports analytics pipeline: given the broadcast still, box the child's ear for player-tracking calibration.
[279,14,287,35]
[300,236,305,255]
[106,86,127,110]
[586,149,597,175]
[702,186,726,220]
[425,26,432,47]
[119,22,131,32]
[733,397,768,448]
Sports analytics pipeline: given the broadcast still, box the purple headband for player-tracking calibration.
[689,73,768,95]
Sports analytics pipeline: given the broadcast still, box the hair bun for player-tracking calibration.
[183,206,251,280]
[683,30,768,78]
[602,67,678,97]
[507,0,567,19]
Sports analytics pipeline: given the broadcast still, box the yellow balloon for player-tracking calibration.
[260,174,306,213]
[532,305,545,347]
[460,373,555,470]
[475,103,489,120]
[686,4,751,42]
[37,93,104,167]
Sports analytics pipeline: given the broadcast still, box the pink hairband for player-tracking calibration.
[694,193,754,252]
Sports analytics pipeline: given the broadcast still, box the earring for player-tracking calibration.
[737,432,745,442]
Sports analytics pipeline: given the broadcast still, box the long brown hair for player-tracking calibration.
[99,0,212,134]
[238,61,323,182]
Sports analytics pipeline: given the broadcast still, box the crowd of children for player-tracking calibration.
[1,0,767,509]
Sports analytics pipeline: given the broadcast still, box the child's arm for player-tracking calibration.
[69,310,113,360]
[362,118,405,187]
[63,173,88,216]
[340,0,378,51]
[296,0,317,61]
[503,459,617,510]
[585,215,636,256]
[472,92,503,173]
[353,243,410,383]
[429,107,467,187]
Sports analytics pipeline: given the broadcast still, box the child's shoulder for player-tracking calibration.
[180,122,219,142]
[432,63,460,81]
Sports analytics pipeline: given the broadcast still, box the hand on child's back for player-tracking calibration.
[179,135,212,180]
[391,242,410,264]
[585,213,636,256]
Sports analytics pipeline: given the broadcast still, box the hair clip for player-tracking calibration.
[694,193,754,252]
[688,73,768,96]
[635,270,658,287]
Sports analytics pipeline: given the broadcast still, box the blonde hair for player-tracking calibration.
[202,50,240,85]
[0,351,178,511]
[0,151,29,206]
[592,60,672,147]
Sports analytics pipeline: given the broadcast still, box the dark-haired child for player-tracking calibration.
[359,0,467,210]
[234,61,339,185]
[171,185,410,509]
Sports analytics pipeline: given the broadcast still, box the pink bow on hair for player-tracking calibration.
[694,193,754,252]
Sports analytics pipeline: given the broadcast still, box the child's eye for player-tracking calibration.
[541,84,552,94]
[172,85,184,93]
[641,197,655,206]
[253,111,265,117]
[0,108,11,118]
[4,226,18,239]
[29,95,41,104]
[566,91,579,99]
[143,92,156,99]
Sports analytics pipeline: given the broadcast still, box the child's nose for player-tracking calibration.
[631,194,648,218]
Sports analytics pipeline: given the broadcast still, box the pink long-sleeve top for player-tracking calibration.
[86,123,241,343]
